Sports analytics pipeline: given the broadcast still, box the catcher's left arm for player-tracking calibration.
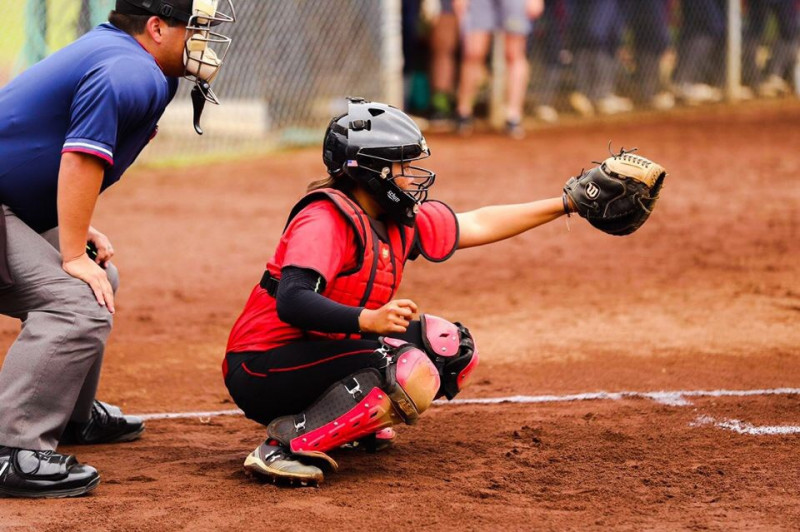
[456,197,566,249]
[453,146,666,248]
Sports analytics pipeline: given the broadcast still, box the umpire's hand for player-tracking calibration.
[87,225,115,267]
[63,254,115,314]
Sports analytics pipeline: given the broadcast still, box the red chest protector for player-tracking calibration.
[271,189,415,311]
[224,188,459,356]
[253,188,458,344]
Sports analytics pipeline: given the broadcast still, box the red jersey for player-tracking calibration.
[226,189,458,353]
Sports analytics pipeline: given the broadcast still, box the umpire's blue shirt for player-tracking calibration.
[0,23,179,233]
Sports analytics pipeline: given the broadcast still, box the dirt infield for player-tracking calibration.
[2,102,799,531]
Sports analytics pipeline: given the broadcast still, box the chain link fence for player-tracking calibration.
[522,0,800,121]
[0,0,402,163]
[1,1,797,162]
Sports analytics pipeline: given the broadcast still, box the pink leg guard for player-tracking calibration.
[267,344,440,462]
[421,314,480,399]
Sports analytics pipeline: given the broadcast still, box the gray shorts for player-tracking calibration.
[463,0,532,35]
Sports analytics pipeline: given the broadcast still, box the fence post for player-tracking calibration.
[381,0,404,109]
[726,0,742,101]
[490,32,506,130]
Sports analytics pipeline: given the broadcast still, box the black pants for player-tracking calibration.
[225,322,423,426]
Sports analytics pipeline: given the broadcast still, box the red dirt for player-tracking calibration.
[2,102,799,531]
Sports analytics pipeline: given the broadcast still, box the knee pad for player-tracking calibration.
[420,314,480,400]
[383,342,440,424]
[267,343,441,460]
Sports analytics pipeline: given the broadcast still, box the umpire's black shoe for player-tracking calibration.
[0,447,99,498]
[60,400,144,445]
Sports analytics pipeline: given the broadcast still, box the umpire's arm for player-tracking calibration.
[57,152,115,314]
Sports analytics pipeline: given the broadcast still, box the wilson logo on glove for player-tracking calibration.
[586,182,600,199]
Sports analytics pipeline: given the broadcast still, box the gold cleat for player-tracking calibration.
[243,441,323,486]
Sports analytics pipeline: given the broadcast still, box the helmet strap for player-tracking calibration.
[190,81,212,135]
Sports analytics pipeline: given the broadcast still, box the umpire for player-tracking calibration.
[0,0,235,498]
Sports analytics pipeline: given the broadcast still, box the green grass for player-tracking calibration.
[137,138,303,170]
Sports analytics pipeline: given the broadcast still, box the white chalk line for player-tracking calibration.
[140,409,243,421]
[691,415,800,436]
[137,387,800,436]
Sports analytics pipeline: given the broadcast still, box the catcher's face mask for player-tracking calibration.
[358,143,436,207]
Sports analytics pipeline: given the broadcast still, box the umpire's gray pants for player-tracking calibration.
[0,207,118,451]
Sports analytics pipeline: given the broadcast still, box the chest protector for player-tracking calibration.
[280,188,416,311]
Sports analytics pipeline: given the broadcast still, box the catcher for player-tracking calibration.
[223,97,666,486]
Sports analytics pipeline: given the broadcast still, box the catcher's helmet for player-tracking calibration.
[323,98,435,226]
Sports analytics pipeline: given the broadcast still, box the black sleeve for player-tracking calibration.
[275,266,363,334]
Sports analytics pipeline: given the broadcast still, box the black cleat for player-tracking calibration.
[0,447,99,498]
[456,115,474,136]
[60,400,144,445]
[504,119,525,140]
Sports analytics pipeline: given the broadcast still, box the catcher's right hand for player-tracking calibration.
[563,148,666,236]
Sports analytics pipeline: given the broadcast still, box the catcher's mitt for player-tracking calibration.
[563,148,666,236]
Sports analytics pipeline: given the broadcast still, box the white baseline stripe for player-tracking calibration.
[692,415,800,435]
[140,408,243,421]
[136,387,800,421]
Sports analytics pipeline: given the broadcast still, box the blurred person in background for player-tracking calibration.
[455,0,545,138]
[566,0,634,117]
[672,0,726,105]
[427,0,462,128]
[402,0,432,117]
[743,0,799,98]
[621,0,675,110]
[529,0,568,123]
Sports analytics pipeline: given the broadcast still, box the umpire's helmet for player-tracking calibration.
[323,98,435,226]
[116,0,195,21]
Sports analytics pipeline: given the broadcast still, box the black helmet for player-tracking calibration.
[115,0,234,26]
[323,97,435,226]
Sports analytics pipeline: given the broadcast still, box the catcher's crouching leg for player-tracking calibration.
[266,343,441,468]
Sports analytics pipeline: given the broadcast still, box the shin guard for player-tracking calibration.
[267,345,440,461]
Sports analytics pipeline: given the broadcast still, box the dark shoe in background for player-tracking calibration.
[60,400,144,445]
[504,119,526,140]
[456,115,474,136]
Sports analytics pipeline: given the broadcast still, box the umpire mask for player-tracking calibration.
[117,0,236,134]
[181,0,236,103]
